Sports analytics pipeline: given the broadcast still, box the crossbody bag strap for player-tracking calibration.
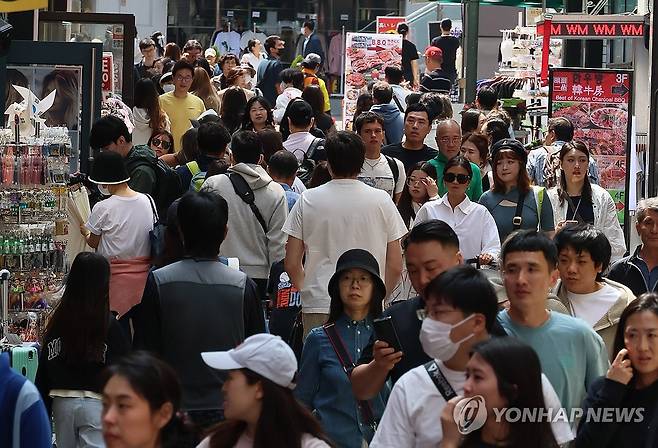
[145,194,159,225]
[392,94,404,112]
[512,190,528,230]
[423,360,458,401]
[563,193,585,223]
[323,323,377,428]
[227,173,268,233]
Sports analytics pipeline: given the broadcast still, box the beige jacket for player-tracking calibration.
[548,278,635,359]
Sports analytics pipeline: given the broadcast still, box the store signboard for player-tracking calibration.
[0,0,47,12]
[537,15,645,39]
[549,68,633,225]
[101,52,114,94]
[376,17,406,34]
[342,33,402,131]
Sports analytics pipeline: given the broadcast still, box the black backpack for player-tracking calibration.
[151,159,184,221]
[384,155,400,187]
[296,138,326,187]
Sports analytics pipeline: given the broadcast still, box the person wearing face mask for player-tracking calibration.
[81,151,154,335]
[257,35,286,107]
[371,266,573,448]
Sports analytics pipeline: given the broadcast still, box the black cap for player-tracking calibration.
[397,23,409,34]
[327,249,386,302]
[287,99,314,125]
[89,151,131,185]
[490,138,527,164]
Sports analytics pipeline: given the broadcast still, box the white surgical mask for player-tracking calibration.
[163,84,175,93]
[98,184,111,196]
[419,314,475,361]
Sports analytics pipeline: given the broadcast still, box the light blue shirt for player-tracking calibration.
[279,182,300,211]
[498,309,609,413]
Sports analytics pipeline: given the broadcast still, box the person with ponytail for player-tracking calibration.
[101,351,188,448]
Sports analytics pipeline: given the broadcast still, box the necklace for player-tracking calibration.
[571,196,582,221]
[364,156,383,170]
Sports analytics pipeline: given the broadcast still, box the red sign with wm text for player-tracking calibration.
[537,21,644,39]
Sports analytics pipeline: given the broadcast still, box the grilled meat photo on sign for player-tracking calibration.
[590,106,628,130]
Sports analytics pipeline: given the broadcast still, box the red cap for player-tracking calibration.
[424,46,443,60]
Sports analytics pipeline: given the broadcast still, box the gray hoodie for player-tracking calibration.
[202,163,288,279]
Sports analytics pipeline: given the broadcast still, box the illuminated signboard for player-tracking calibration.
[537,15,646,39]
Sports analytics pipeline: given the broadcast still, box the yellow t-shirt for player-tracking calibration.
[159,92,206,150]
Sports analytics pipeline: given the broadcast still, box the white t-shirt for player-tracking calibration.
[85,193,154,259]
[283,132,318,162]
[292,177,307,194]
[197,432,330,448]
[282,179,408,313]
[567,283,621,327]
[371,361,573,448]
[358,155,406,198]
[414,194,501,261]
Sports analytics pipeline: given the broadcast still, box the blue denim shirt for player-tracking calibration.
[295,314,389,448]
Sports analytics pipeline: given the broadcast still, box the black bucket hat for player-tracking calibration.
[89,151,131,184]
[490,138,527,165]
[328,249,387,304]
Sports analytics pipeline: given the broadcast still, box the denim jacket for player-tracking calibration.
[295,314,389,448]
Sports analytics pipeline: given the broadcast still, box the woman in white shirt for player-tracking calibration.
[240,39,265,87]
[547,140,626,262]
[415,156,500,264]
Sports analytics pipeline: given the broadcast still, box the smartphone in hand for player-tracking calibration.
[373,316,404,353]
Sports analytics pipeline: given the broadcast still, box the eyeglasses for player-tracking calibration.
[444,173,471,184]
[438,137,461,144]
[152,138,172,150]
[339,275,373,286]
[175,75,193,82]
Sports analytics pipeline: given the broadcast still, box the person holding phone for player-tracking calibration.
[547,140,626,262]
[295,249,388,447]
[577,293,658,447]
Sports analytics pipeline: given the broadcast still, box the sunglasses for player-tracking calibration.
[444,173,471,184]
[152,138,172,150]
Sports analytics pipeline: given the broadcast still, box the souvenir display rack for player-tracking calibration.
[0,127,72,343]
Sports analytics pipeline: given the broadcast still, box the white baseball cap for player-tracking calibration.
[201,334,298,389]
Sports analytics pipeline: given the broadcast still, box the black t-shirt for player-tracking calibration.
[382,143,438,172]
[420,69,453,93]
[401,39,419,83]
[431,35,460,76]
[566,195,595,224]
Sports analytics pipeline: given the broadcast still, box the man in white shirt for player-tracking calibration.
[273,69,304,124]
[282,99,325,163]
[283,131,407,336]
[355,111,406,203]
[371,265,574,448]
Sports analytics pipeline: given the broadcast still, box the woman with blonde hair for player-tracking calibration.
[191,67,221,113]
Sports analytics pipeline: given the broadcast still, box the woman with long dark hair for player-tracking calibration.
[397,161,439,229]
[461,132,492,191]
[479,138,555,242]
[302,85,336,136]
[164,43,181,61]
[240,39,265,86]
[547,140,625,261]
[191,67,221,113]
[242,96,274,132]
[295,249,387,447]
[35,252,130,447]
[133,78,170,145]
[577,293,658,447]
[460,108,486,134]
[440,337,559,448]
[101,351,187,448]
[199,333,333,448]
[219,86,247,134]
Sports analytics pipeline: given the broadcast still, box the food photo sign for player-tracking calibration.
[548,67,633,226]
[342,33,403,132]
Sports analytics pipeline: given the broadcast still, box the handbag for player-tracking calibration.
[146,194,165,261]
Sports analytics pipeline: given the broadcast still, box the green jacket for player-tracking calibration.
[428,152,483,201]
[124,144,157,195]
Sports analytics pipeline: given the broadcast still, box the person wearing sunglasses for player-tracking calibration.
[415,156,500,265]
[148,129,174,158]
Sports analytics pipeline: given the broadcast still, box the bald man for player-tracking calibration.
[427,119,483,200]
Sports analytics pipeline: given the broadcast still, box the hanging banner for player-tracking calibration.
[548,68,633,226]
[101,52,114,94]
[376,17,407,34]
[0,0,47,12]
[342,33,403,131]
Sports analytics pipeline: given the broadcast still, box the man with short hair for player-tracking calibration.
[609,197,658,296]
[397,23,420,90]
[182,39,212,76]
[475,87,499,114]
[428,119,483,200]
[300,53,331,113]
[134,38,159,81]
[419,47,452,94]
[384,66,411,112]
[370,82,404,145]
[355,111,406,202]
[381,103,438,171]
[549,225,635,358]
[498,230,609,414]
[267,149,301,211]
[257,35,286,106]
[301,20,324,62]
[284,131,407,336]
[134,190,266,431]
[430,18,460,85]
[283,99,326,163]
[177,121,231,191]
[89,115,157,195]
[159,59,206,149]
[202,130,288,297]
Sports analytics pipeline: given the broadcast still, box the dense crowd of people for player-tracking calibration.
[4,25,658,448]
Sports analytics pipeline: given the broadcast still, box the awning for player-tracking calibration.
[428,0,563,9]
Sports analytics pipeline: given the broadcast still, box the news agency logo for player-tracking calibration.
[453,395,487,434]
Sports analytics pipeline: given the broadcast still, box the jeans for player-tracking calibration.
[52,396,104,448]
